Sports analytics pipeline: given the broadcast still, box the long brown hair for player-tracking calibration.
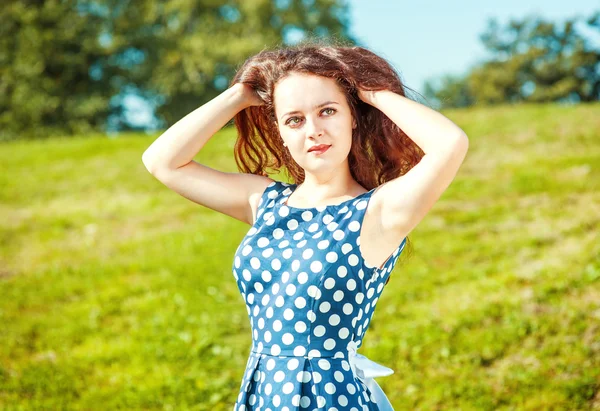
[231,39,424,258]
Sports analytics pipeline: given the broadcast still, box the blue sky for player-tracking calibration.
[120,1,599,131]
[348,0,599,94]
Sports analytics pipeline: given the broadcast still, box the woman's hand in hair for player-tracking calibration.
[232,83,265,108]
[357,87,380,107]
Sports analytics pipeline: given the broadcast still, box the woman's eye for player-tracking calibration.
[285,108,336,126]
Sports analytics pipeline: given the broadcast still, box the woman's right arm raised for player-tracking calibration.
[141,83,273,226]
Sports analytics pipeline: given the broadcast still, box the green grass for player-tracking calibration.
[1,102,599,410]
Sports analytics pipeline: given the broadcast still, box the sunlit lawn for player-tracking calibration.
[1,102,599,410]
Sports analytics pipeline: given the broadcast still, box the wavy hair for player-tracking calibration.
[231,39,425,258]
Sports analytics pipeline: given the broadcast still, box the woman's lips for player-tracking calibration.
[309,144,331,154]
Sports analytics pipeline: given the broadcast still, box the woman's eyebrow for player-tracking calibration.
[281,101,339,120]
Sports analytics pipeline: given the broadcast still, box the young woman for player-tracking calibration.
[142,42,469,410]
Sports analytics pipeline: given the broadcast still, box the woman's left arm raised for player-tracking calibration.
[359,88,470,238]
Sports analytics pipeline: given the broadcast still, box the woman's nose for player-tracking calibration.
[304,117,324,138]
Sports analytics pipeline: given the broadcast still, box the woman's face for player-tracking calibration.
[273,72,356,174]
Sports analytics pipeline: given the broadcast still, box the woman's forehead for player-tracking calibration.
[274,73,344,109]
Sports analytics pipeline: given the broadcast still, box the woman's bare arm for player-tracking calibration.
[141,83,273,226]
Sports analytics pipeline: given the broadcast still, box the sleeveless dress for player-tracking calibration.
[232,180,407,411]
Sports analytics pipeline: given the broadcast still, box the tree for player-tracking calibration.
[423,11,600,108]
[0,0,356,141]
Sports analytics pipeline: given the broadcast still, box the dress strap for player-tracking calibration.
[254,180,282,224]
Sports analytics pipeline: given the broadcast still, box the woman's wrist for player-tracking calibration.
[226,83,251,111]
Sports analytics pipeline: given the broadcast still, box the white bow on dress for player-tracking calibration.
[346,340,395,410]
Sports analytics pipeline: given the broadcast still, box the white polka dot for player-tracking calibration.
[272,227,284,239]
[326,252,338,263]
[294,296,306,309]
[333,230,345,240]
[324,338,336,350]
[282,333,294,345]
[287,358,299,370]
[292,394,300,406]
[326,221,339,231]
[348,254,359,266]
[319,301,331,313]
[356,199,368,210]
[294,321,307,332]
[346,278,357,291]
[324,277,336,289]
[274,370,285,382]
[318,359,331,370]
[283,308,294,320]
[338,394,349,406]
[243,269,252,281]
[310,261,323,273]
[297,371,311,383]
[317,240,329,249]
[250,257,260,269]
[343,303,353,315]
[271,345,281,355]
[302,248,314,259]
[348,220,361,232]
[329,314,340,326]
[313,325,326,337]
[282,382,294,394]
[286,283,297,295]
[301,210,313,221]
[294,345,306,356]
[323,214,334,224]
[333,290,344,302]
[355,293,365,304]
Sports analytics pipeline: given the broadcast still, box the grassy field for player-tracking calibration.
[1,102,599,410]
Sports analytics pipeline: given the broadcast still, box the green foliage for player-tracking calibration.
[424,11,600,108]
[1,103,599,409]
[0,0,355,141]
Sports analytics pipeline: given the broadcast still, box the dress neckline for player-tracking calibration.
[281,183,376,211]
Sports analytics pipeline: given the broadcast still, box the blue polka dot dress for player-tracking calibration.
[232,180,407,410]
